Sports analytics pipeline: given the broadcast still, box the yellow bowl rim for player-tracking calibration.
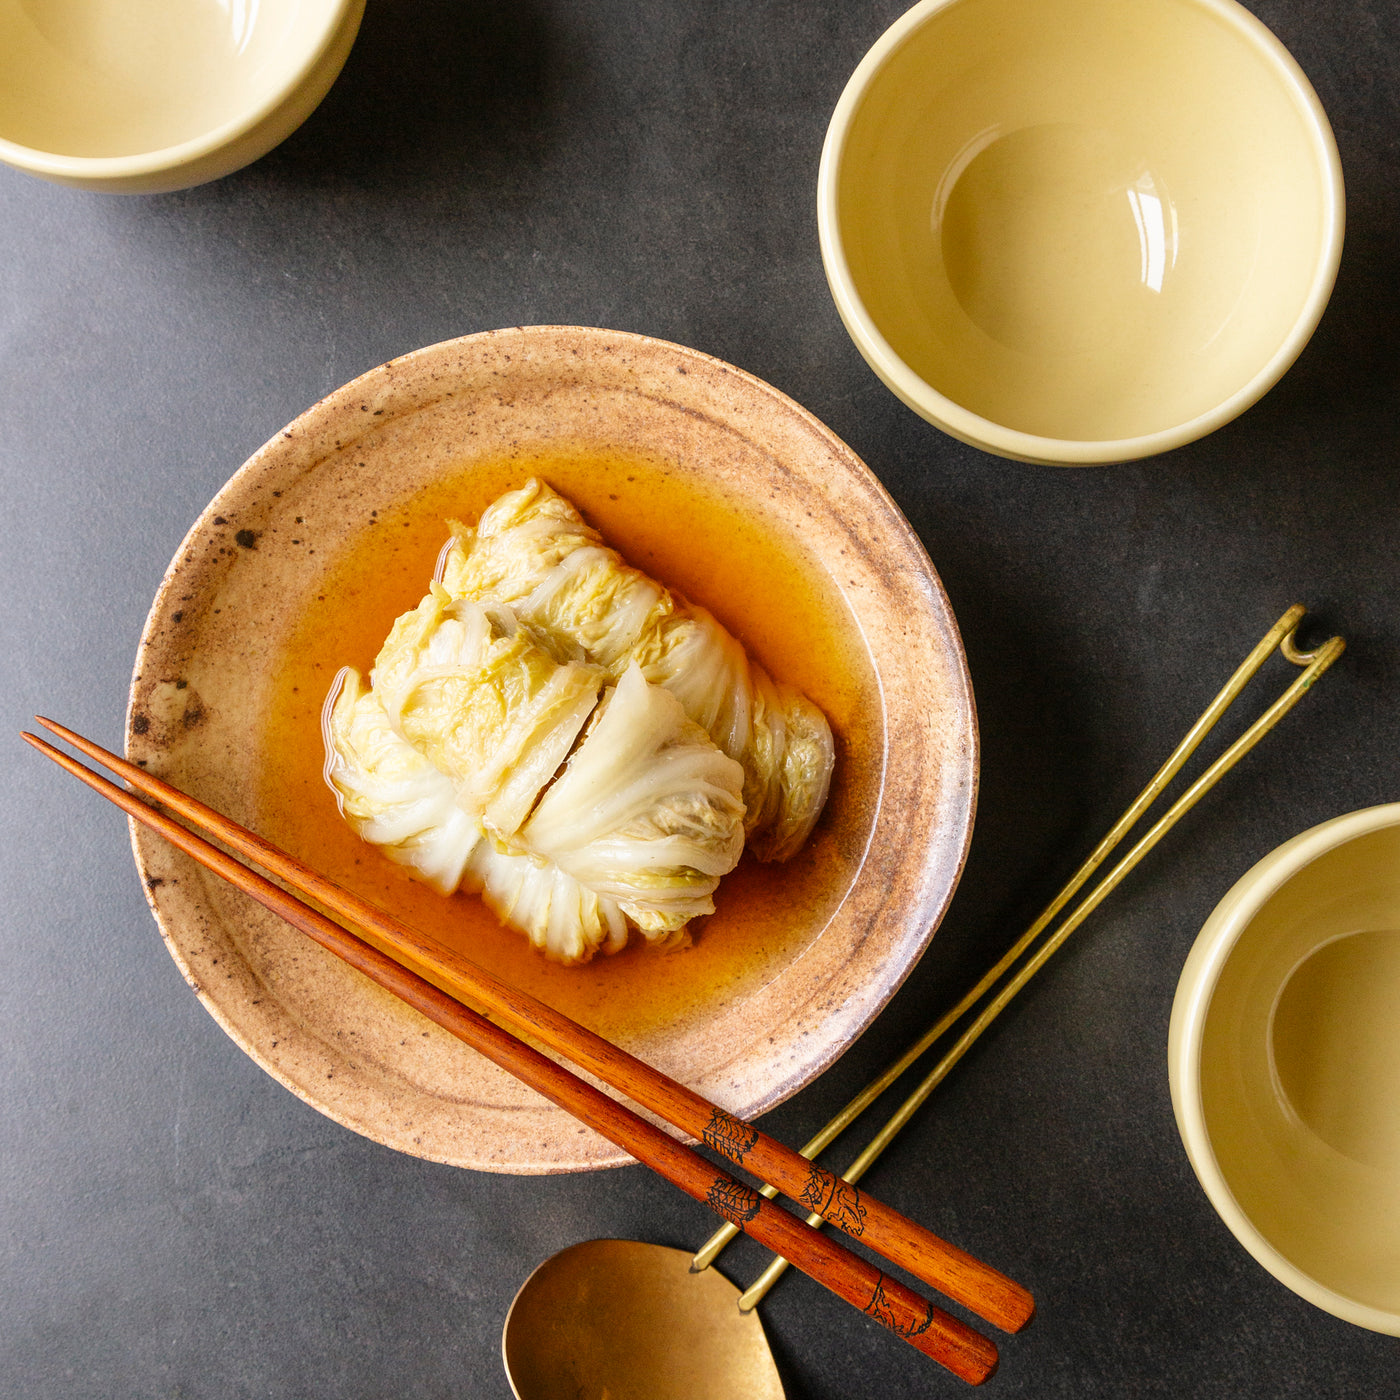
[817,0,1347,466]
[0,0,358,182]
[1167,801,1400,1336]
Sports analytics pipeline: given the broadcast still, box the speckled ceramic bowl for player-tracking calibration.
[128,326,977,1173]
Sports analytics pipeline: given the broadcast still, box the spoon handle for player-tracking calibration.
[27,728,998,1385]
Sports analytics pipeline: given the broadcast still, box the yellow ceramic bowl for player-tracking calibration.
[1169,805,1400,1335]
[0,0,364,193]
[818,0,1344,464]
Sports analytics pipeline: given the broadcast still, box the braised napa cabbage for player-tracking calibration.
[323,667,481,895]
[521,663,746,934]
[321,482,833,963]
[438,479,835,861]
[371,585,602,843]
[324,592,747,962]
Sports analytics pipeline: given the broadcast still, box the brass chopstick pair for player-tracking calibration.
[24,717,1030,1386]
[691,604,1345,1308]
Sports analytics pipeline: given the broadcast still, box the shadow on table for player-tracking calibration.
[794,572,1099,1135]
[1252,193,1400,428]
[267,0,572,191]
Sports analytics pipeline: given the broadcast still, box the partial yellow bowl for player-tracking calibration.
[1169,805,1400,1335]
[0,0,364,193]
[818,0,1345,464]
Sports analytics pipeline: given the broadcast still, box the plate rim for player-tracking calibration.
[127,324,979,1172]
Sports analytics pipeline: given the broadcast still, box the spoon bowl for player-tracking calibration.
[503,1239,785,1400]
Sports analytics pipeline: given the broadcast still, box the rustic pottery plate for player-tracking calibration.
[128,326,977,1173]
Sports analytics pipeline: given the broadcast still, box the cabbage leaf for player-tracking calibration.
[521,663,747,932]
[323,667,481,895]
[439,479,833,860]
[323,666,634,963]
[371,584,603,843]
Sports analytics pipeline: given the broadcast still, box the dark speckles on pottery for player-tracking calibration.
[125,326,976,1175]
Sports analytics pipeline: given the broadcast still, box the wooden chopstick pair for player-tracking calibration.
[25,718,1033,1386]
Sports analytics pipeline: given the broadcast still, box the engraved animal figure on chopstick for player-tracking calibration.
[704,1178,763,1226]
[799,1163,868,1236]
[702,1108,761,1162]
[865,1275,936,1338]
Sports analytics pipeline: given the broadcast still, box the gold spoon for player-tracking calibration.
[502,1239,785,1400]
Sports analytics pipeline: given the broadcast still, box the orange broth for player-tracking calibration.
[255,447,881,1042]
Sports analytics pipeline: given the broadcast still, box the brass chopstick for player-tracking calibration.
[692,605,1344,1308]
[25,724,1018,1382]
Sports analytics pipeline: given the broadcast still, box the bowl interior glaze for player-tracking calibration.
[1170,805,1400,1335]
[0,0,361,191]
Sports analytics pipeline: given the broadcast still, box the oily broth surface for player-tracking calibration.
[256,447,881,1044]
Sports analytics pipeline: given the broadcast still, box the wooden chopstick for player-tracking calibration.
[26,725,1003,1385]
[32,715,1034,1339]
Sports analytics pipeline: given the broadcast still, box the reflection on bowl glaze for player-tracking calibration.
[935,125,1181,357]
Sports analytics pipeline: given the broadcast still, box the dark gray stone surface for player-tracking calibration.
[2,1,1396,1395]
